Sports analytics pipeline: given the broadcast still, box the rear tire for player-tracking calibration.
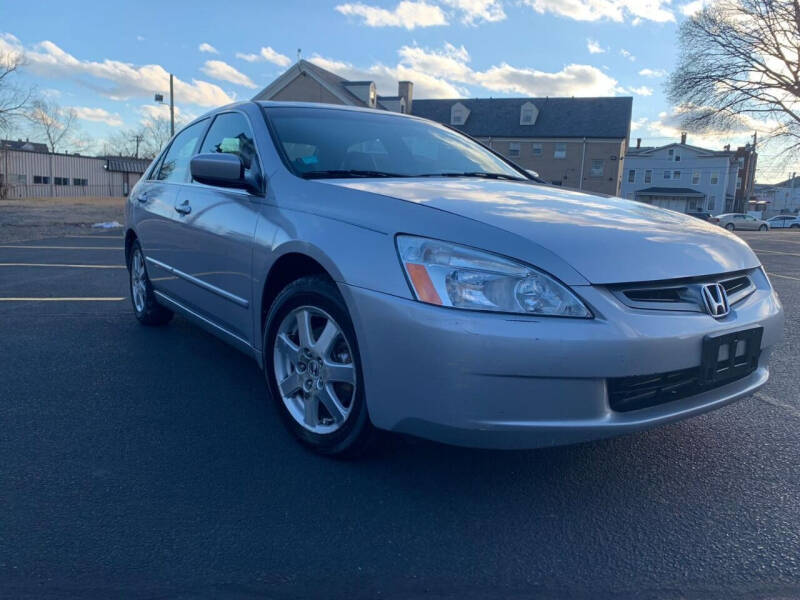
[128,241,173,326]
[759,224,768,231]
[791,224,799,229]
[725,223,735,231]
[263,275,375,457]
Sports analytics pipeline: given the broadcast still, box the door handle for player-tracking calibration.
[174,200,192,215]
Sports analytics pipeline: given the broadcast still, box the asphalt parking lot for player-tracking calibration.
[1,229,798,599]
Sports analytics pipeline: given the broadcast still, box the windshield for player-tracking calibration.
[263,106,527,180]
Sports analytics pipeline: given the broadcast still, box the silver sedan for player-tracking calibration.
[125,102,784,456]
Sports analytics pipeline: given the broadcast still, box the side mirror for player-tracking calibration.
[191,153,258,193]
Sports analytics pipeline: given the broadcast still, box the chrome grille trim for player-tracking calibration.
[610,270,756,313]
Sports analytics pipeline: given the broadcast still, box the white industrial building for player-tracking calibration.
[0,140,149,199]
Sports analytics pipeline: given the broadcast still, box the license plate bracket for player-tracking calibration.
[701,327,763,386]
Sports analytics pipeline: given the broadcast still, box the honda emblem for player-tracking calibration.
[701,283,730,318]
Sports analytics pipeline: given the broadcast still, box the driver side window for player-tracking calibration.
[198,112,260,183]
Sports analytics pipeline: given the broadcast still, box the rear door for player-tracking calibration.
[167,111,264,345]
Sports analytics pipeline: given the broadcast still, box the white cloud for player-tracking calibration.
[631,116,648,131]
[201,60,256,88]
[440,0,506,24]
[139,103,197,125]
[335,1,448,29]
[524,0,675,23]
[312,43,621,99]
[198,42,219,54]
[136,35,145,42]
[628,85,653,96]
[0,34,233,107]
[679,0,708,16]
[71,106,124,127]
[235,46,291,67]
[620,48,636,61]
[639,68,667,78]
[587,38,605,54]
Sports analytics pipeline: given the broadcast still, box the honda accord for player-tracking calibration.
[125,102,784,456]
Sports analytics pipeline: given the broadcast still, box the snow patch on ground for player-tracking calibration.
[92,221,123,229]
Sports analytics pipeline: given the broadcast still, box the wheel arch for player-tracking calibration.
[258,245,343,337]
[124,228,138,268]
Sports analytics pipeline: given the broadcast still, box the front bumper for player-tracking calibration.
[340,271,783,449]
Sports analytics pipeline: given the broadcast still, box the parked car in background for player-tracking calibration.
[710,213,769,231]
[125,101,784,456]
[766,215,800,229]
[686,211,712,221]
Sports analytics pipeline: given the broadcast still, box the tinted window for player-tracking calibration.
[199,112,260,181]
[265,107,524,180]
[157,120,207,183]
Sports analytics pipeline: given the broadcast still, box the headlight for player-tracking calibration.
[396,235,591,318]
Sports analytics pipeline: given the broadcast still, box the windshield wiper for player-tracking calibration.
[301,169,406,179]
[416,171,526,181]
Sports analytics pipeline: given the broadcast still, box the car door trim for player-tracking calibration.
[153,290,254,352]
[146,256,249,307]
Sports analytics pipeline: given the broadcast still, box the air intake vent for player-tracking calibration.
[721,276,750,296]
[624,287,687,303]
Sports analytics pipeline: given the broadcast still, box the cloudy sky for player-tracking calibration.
[1,0,794,181]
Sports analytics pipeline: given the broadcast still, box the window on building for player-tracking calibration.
[736,176,742,189]
[673,170,681,180]
[532,143,542,156]
[692,171,700,185]
[644,169,652,184]
[710,172,719,184]
[54,177,69,186]
[520,106,535,124]
[157,119,208,183]
[628,169,636,183]
[738,157,744,167]
[668,148,674,160]
[10,174,26,184]
[72,178,88,186]
[674,153,681,162]
[590,159,604,176]
[664,170,672,180]
[508,142,520,157]
[198,112,261,186]
[554,142,567,159]
[33,175,50,184]
[708,195,716,211]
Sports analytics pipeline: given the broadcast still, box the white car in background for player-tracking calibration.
[766,215,800,229]
[710,213,770,231]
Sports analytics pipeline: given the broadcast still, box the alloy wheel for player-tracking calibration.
[131,249,147,314]
[273,306,357,434]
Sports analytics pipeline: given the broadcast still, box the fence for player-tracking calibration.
[0,183,130,199]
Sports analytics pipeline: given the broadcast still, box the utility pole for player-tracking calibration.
[132,134,143,159]
[169,73,175,137]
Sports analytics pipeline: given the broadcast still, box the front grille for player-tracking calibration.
[611,271,756,313]
[608,361,757,412]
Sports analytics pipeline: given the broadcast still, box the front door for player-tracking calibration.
[166,111,263,345]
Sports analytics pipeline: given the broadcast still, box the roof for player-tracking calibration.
[636,187,705,197]
[410,97,633,139]
[252,60,368,107]
[626,142,735,158]
[1,139,49,153]
[104,157,150,173]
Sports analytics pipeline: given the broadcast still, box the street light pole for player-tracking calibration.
[169,73,175,137]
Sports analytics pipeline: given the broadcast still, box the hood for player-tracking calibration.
[322,178,760,285]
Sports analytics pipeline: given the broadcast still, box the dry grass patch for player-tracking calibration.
[0,196,126,242]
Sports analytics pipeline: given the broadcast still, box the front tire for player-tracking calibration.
[128,241,173,326]
[725,223,735,231]
[791,224,800,229]
[759,224,768,231]
[264,276,374,457]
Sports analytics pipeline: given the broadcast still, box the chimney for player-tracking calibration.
[724,144,730,151]
[680,131,687,144]
[636,138,641,149]
[398,81,413,114]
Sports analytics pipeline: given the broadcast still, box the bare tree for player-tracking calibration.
[26,99,80,153]
[668,0,800,154]
[0,50,33,134]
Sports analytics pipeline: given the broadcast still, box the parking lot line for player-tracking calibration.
[0,263,124,269]
[0,297,125,301]
[746,248,800,258]
[64,235,124,239]
[0,245,123,250]
[767,272,800,282]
